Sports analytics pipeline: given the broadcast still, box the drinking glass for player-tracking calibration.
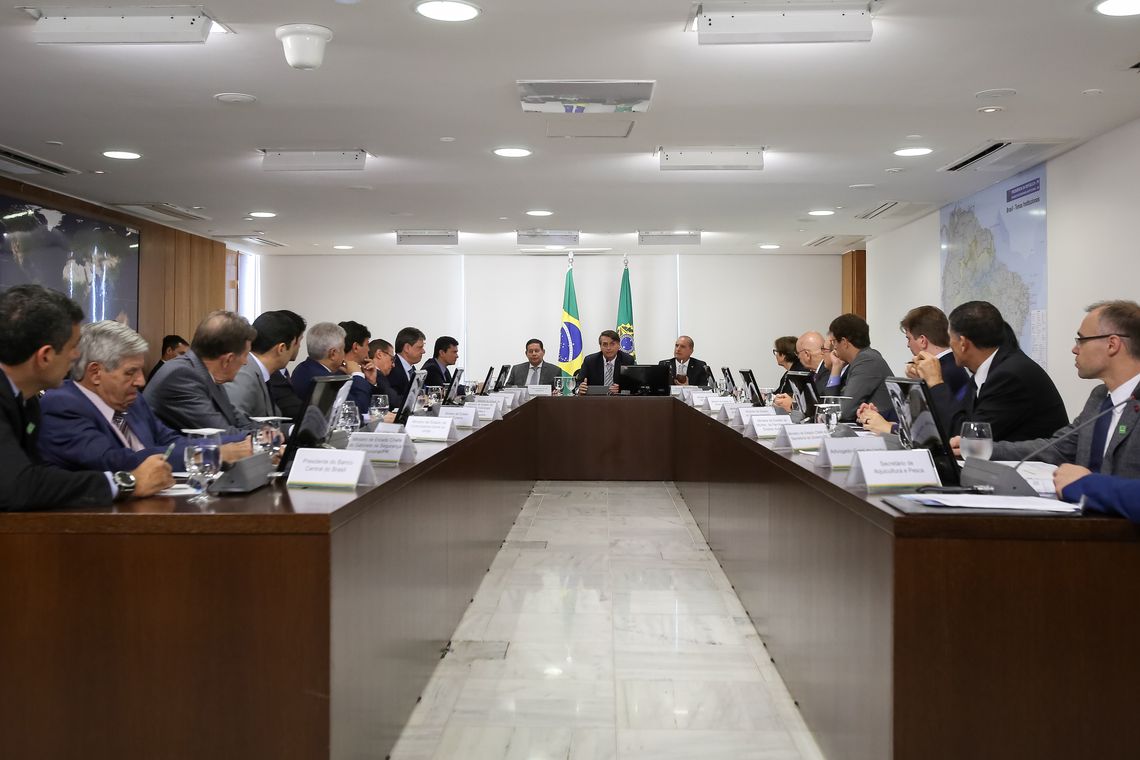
[369,395,390,421]
[960,421,994,460]
[814,403,841,431]
[553,377,565,396]
[253,420,281,455]
[184,443,220,503]
[425,385,443,409]
[759,387,776,406]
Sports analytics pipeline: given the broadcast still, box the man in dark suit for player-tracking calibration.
[144,310,257,435]
[269,310,306,420]
[290,321,346,404]
[1054,466,1140,521]
[658,335,710,387]
[576,330,634,395]
[826,313,894,422]
[146,334,188,383]
[915,300,1068,442]
[509,338,562,387]
[41,320,250,472]
[387,326,426,409]
[421,335,458,388]
[225,311,301,420]
[366,338,399,414]
[0,284,171,511]
[339,320,381,416]
[900,305,970,400]
[988,299,1140,473]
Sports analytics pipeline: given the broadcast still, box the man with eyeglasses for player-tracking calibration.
[987,300,1140,476]
[773,331,831,413]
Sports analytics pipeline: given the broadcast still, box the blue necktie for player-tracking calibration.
[1087,394,1115,473]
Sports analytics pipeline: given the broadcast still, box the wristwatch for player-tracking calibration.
[112,470,137,498]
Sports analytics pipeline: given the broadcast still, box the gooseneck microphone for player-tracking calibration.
[1013,386,1140,472]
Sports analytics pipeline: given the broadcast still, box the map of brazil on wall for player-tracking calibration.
[940,163,1047,365]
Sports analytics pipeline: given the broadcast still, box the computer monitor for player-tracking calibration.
[277,374,352,473]
[884,377,960,486]
[395,370,428,425]
[617,364,670,396]
[781,370,818,419]
[721,367,737,394]
[493,364,510,392]
[739,369,762,405]
[478,366,495,395]
[443,367,464,404]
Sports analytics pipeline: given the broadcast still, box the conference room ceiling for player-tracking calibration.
[1,0,1139,256]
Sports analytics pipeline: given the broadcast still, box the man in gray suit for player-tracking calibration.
[508,338,562,387]
[827,313,894,422]
[226,311,300,420]
[144,310,256,435]
[990,300,1140,477]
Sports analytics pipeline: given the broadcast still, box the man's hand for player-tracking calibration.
[130,455,174,498]
[855,402,879,424]
[904,362,920,380]
[360,359,378,385]
[1054,464,1092,497]
[221,436,254,464]
[609,384,620,395]
[772,393,793,412]
[675,374,689,386]
[830,357,846,378]
[382,411,397,424]
[912,351,944,387]
[344,359,362,375]
[949,435,961,458]
[577,379,588,396]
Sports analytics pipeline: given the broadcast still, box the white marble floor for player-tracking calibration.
[390,481,827,760]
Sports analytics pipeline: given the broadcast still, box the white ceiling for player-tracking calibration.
[1,0,1139,256]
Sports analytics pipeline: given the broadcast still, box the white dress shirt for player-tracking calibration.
[1104,371,1140,458]
[74,383,144,452]
[675,359,689,377]
[971,350,998,396]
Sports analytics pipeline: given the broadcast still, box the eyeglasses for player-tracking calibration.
[771,349,779,355]
[1074,333,1125,346]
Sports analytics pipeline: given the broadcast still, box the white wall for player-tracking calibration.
[867,115,1140,417]
[259,252,843,386]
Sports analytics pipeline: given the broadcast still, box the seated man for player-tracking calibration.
[987,300,1140,472]
[290,322,346,403]
[387,327,426,409]
[367,338,399,412]
[1054,465,1140,522]
[0,284,171,511]
[144,310,257,435]
[421,335,459,388]
[823,313,893,422]
[509,338,562,387]
[773,331,831,413]
[339,320,380,416]
[268,309,306,421]
[41,320,250,473]
[576,330,634,395]
[227,311,302,419]
[658,335,709,386]
[913,300,1068,443]
[147,334,188,382]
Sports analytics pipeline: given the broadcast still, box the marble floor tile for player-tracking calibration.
[609,568,717,592]
[481,611,613,643]
[617,729,802,760]
[613,649,765,681]
[494,587,611,615]
[617,680,780,731]
[525,517,611,545]
[469,641,613,681]
[536,502,610,518]
[431,725,572,760]
[569,728,617,760]
[511,549,610,573]
[611,590,732,616]
[404,675,467,727]
[493,569,611,591]
[389,725,444,760]
[613,613,744,651]
[607,538,694,559]
[450,679,616,728]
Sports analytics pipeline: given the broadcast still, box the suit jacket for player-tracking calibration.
[934,351,972,401]
[146,359,165,383]
[420,358,453,388]
[225,357,279,420]
[1062,473,1140,523]
[991,380,1140,476]
[658,357,710,387]
[269,369,304,422]
[775,359,810,396]
[930,345,1068,443]
[386,357,418,410]
[143,350,250,435]
[0,370,112,511]
[809,362,831,399]
[575,351,635,386]
[290,357,334,404]
[40,380,189,472]
[833,348,894,422]
[509,361,562,387]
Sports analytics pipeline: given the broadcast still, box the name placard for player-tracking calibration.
[404,416,457,442]
[751,415,795,439]
[347,432,415,465]
[287,448,376,489]
[437,405,479,428]
[774,423,829,451]
[816,435,887,469]
[706,395,733,412]
[718,401,754,424]
[738,406,777,424]
[487,392,514,411]
[670,385,685,397]
[691,391,717,409]
[846,449,941,492]
[527,384,552,398]
[473,400,503,421]
[372,421,404,433]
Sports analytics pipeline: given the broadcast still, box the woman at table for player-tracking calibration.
[773,335,807,396]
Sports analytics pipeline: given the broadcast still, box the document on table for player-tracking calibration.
[899,494,1080,513]
[993,461,1057,495]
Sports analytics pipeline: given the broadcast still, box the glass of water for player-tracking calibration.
[553,377,564,396]
[369,395,390,421]
[184,443,220,503]
[814,403,841,431]
[424,385,443,409]
[959,421,993,460]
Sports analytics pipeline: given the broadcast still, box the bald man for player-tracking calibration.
[774,330,832,412]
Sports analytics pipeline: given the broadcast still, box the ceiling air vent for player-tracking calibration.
[0,145,80,176]
[517,80,655,114]
[939,139,1069,173]
[803,234,865,248]
[114,203,210,222]
[212,234,286,248]
[854,201,933,221]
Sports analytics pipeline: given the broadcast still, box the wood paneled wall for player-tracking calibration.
[0,177,227,369]
[842,249,867,318]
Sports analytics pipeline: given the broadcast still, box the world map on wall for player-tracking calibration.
[940,164,1048,365]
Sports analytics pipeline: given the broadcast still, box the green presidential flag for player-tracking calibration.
[557,260,584,380]
[616,260,635,360]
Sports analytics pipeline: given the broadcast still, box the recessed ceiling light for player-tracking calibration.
[758,244,780,250]
[414,1,481,22]
[808,210,835,216]
[249,211,276,218]
[1083,88,1105,96]
[526,209,553,217]
[45,140,63,146]
[92,170,106,174]
[214,92,257,105]
[333,244,354,250]
[190,206,205,210]
[1095,0,1140,16]
[493,147,532,158]
[103,150,140,160]
[849,183,876,189]
[498,216,510,220]
[885,167,905,173]
[977,106,1004,114]
[893,147,932,157]
[975,88,1017,99]
[439,136,456,142]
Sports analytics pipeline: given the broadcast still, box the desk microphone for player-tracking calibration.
[1013,387,1139,472]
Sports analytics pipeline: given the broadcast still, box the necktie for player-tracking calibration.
[678,361,687,376]
[604,360,614,387]
[1087,394,1115,473]
[112,411,132,443]
[529,366,540,386]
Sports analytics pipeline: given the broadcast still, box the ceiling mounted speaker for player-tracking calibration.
[261,150,367,171]
[27,5,214,44]
[275,24,333,70]
[697,1,874,45]
[517,80,655,114]
[658,146,764,171]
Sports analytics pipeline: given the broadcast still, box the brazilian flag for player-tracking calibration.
[616,261,635,360]
[558,263,584,381]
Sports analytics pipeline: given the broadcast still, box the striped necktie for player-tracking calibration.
[112,411,131,441]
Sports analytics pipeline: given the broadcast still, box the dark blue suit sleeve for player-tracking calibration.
[348,375,375,415]
[1062,474,1140,523]
[40,398,158,472]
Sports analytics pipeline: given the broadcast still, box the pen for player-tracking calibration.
[161,442,176,461]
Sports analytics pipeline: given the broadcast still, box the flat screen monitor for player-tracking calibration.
[278,374,352,473]
[493,364,510,392]
[781,370,818,418]
[395,370,428,425]
[884,377,960,486]
[443,367,464,404]
[739,369,762,405]
[478,366,495,395]
[721,367,737,394]
[617,364,670,396]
